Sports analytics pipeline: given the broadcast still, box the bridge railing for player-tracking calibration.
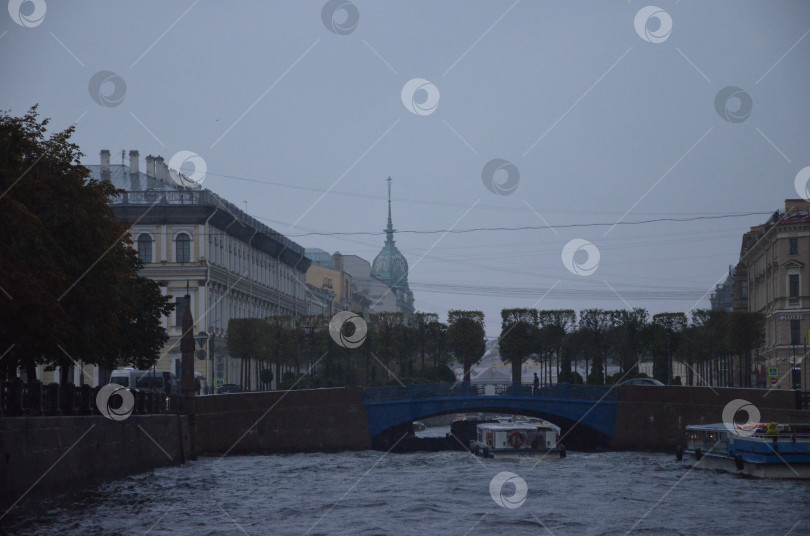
[361,382,620,402]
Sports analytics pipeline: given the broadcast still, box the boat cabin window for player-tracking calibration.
[687,429,728,453]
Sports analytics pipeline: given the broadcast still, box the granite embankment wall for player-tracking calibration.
[611,386,806,450]
[0,387,370,509]
[0,414,192,510]
[193,387,371,455]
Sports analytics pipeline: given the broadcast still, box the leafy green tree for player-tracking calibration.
[426,319,449,380]
[411,312,439,376]
[368,312,405,384]
[499,308,539,385]
[689,310,730,386]
[579,309,612,384]
[447,310,486,383]
[227,318,272,390]
[0,107,172,383]
[726,311,765,387]
[267,315,295,389]
[608,308,649,375]
[648,312,686,384]
[538,309,576,382]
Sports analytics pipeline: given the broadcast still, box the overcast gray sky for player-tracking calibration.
[3,1,809,336]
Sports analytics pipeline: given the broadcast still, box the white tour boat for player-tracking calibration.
[470,420,566,459]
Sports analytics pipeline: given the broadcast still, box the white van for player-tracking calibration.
[109,368,177,394]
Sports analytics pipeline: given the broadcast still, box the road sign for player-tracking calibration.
[718,359,728,372]
[768,367,779,377]
[215,378,225,388]
[770,377,778,385]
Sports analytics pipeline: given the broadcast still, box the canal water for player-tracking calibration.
[3,440,809,535]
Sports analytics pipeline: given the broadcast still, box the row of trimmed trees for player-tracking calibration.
[227,307,766,389]
[227,312,453,389]
[498,308,766,387]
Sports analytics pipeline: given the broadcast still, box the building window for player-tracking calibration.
[790,237,799,255]
[791,319,801,345]
[137,233,152,263]
[175,296,190,327]
[789,274,800,298]
[176,233,191,263]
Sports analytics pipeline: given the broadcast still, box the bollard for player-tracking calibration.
[59,383,76,415]
[2,381,23,417]
[26,381,43,416]
[77,384,92,415]
[133,389,146,414]
[43,383,59,415]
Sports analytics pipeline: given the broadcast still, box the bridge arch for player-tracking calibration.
[362,384,619,450]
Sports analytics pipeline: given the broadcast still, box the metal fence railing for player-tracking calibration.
[797,391,810,410]
[361,382,620,403]
[0,380,179,418]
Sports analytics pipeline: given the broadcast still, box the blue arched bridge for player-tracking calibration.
[362,383,620,446]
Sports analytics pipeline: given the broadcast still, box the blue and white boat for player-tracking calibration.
[470,420,565,459]
[679,423,810,479]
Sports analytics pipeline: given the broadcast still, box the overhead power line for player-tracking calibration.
[285,212,770,237]
[409,281,712,301]
[203,169,767,217]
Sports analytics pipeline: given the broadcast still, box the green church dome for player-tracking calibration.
[370,178,413,311]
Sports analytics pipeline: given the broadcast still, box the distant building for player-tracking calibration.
[710,266,735,311]
[306,283,335,317]
[339,253,398,313]
[369,178,414,316]
[735,200,810,389]
[306,259,352,312]
[305,248,334,269]
[80,150,310,389]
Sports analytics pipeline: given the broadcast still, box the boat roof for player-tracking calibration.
[685,424,731,431]
[477,422,560,432]
[686,423,810,432]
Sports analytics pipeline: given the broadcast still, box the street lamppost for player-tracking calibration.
[304,323,312,389]
[664,318,674,386]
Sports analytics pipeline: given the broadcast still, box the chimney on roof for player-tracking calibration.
[332,252,344,272]
[145,155,155,178]
[786,199,810,215]
[155,156,167,182]
[100,149,111,173]
[128,150,139,175]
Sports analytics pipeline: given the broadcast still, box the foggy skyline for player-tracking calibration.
[3,1,809,336]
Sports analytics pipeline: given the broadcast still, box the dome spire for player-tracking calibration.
[385,176,395,245]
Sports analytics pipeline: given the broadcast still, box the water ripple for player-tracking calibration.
[2,451,810,535]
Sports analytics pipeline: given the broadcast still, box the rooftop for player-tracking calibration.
[88,151,307,268]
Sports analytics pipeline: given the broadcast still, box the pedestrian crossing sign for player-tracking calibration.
[768,367,779,378]
[215,378,225,388]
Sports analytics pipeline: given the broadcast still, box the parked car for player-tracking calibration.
[109,368,177,394]
[216,383,242,394]
[620,378,665,386]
